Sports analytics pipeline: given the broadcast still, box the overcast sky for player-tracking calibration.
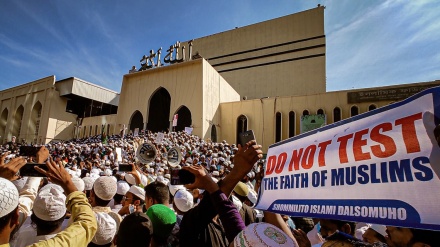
[0,0,439,92]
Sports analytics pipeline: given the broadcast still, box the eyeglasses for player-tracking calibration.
[122,196,133,201]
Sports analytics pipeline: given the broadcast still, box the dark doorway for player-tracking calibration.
[130,110,144,132]
[174,106,192,132]
[147,87,171,132]
[211,125,217,142]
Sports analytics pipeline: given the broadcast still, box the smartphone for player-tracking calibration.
[170,168,195,185]
[19,163,48,177]
[239,130,256,147]
[19,146,40,157]
[119,164,132,172]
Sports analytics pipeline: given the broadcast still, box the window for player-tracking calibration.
[275,112,282,142]
[351,106,359,117]
[302,110,309,116]
[317,109,324,115]
[333,107,341,122]
[288,111,295,137]
[368,104,377,111]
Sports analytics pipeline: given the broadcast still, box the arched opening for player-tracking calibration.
[12,105,24,139]
[89,126,92,137]
[368,104,377,111]
[83,126,87,138]
[174,105,192,132]
[107,124,111,136]
[351,106,359,117]
[129,110,144,133]
[147,87,171,133]
[288,111,295,138]
[333,107,341,122]
[0,109,8,144]
[275,112,282,142]
[95,125,98,136]
[317,109,324,115]
[302,110,309,116]
[211,125,217,143]
[29,101,42,143]
[236,115,248,144]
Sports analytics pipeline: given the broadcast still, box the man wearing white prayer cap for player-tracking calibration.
[111,181,130,214]
[0,177,20,244]
[90,177,122,224]
[117,186,145,217]
[90,212,117,247]
[71,176,85,192]
[14,187,67,247]
[173,189,193,225]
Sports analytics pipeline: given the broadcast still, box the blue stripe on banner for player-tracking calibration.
[268,199,440,231]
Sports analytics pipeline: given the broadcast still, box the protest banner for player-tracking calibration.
[184,127,193,135]
[134,128,139,137]
[156,132,164,143]
[255,86,440,231]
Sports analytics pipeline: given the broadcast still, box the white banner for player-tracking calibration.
[255,87,440,231]
[184,127,193,135]
[156,132,164,144]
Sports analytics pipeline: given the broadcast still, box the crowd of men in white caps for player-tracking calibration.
[0,129,439,247]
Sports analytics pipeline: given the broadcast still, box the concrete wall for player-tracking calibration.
[219,81,440,152]
[0,76,56,144]
[182,6,326,99]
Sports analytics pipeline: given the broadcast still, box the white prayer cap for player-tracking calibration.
[91,168,101,175]
[90,173,100,181]
[40,183,64,193]
[156,176,167,185]
[173,190,194,213]
[164,174,171,179]
[140,174,148,186]
[0,177,19,218]
[233,222,297,247]
[71,176,85,192]
[168,184,185,196]
[104,169,113,176]
[116,181,130,195]
[12,177,28,192]
[94,176,117,201]
[247,190,258,205]
[212,171,220,177]
[368,224,387,237]
[128,185,145,200]
[92,212,117,245]
[125,171,140,185]
[83,177,95,191]
[33,187,67,221]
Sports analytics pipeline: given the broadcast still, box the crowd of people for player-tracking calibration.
[0,130,437,247]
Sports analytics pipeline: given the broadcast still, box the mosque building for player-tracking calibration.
[0,6,439,151]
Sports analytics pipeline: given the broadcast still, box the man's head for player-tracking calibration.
[146,204,176,245]
[91,176,117,207]
[31,186,66,235]
[319,219,356,239]
[0,178,20,243]
[116,212,152,247]
[144,181,169,210]
[362,224,387,244]
[386,226,437,247]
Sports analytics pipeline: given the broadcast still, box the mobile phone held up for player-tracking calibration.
[238,130,256,147]
[119,164,132,172]
[19,163,48,177]
[170,168,195,185]
[19,146,40,157]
